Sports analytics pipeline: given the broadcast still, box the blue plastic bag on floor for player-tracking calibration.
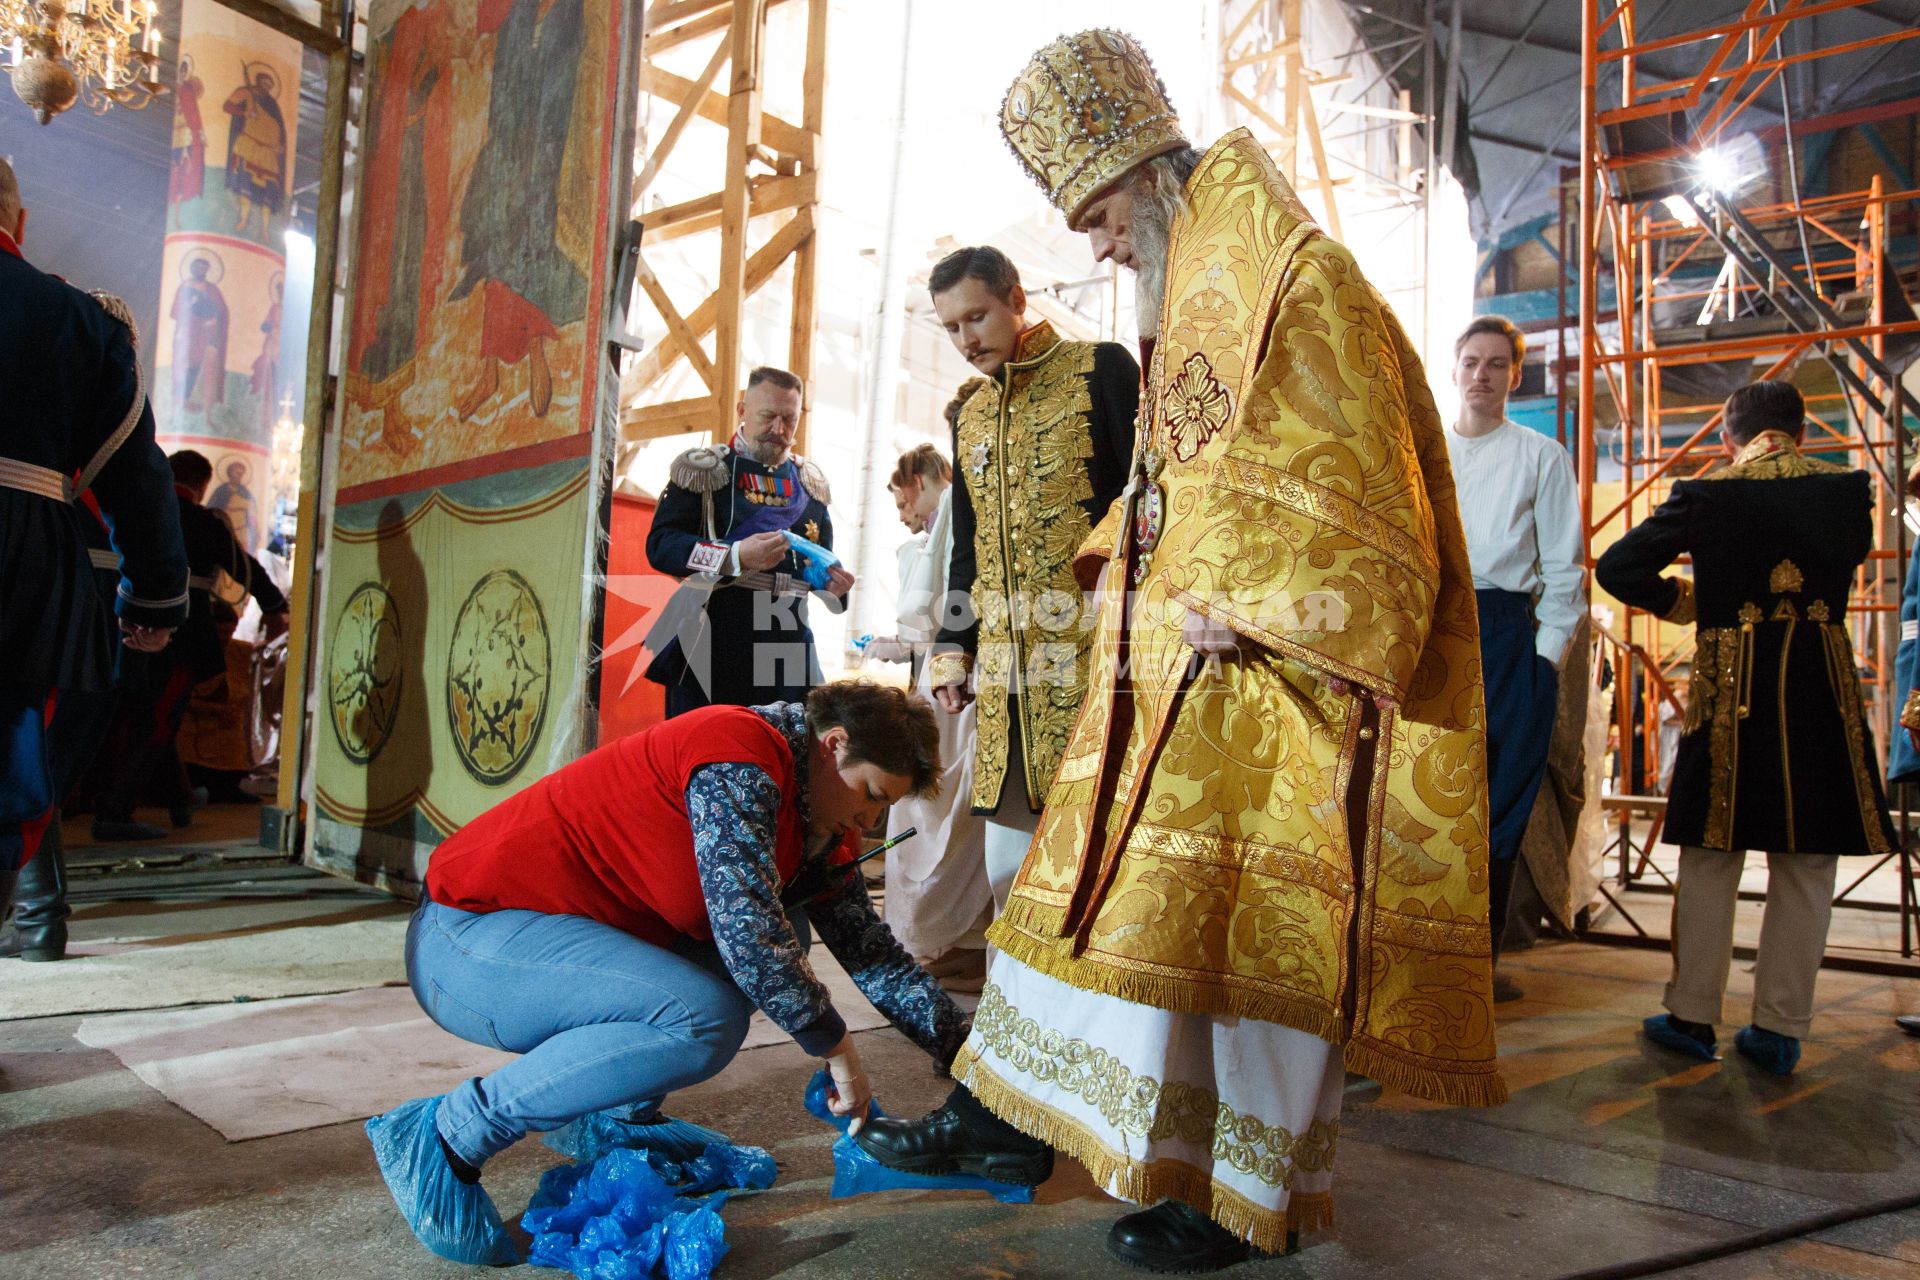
[802,1069,1035,1204]
[526,1116,774,1280]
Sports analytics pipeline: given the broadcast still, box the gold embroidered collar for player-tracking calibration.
[1731,430,1799,467]
[1001,320,1064,376]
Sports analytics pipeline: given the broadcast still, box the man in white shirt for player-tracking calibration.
[1445,316,1586,997]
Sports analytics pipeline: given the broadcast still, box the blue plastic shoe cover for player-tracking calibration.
[543,1106,733,1164]
[802,1069,1035,1205]
[1733,1024,1801,1075]
[663,1205,731,1280]
[365,1095,519,1266]
[1642,1014,1718,1062]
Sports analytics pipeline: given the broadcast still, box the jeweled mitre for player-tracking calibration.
[1000,29,1190,228]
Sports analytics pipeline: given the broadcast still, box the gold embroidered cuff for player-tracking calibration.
[927,650,973,690]
[1902,687,1920,734]
[1662,577,1696,626]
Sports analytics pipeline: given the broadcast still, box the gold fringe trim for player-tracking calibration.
[953,1051,1334,1255]
[984,926,1509,1108]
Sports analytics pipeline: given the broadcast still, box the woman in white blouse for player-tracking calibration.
[868,437,990,988]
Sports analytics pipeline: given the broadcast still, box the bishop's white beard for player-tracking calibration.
[1128,175,1180,339]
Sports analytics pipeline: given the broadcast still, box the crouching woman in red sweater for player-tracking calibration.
[367,681,960,1265]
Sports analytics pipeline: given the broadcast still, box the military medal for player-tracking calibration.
[968,440,991,481]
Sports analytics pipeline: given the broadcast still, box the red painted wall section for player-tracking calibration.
[598,493,668,742]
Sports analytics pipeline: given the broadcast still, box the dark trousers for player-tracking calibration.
[98,654,197,822]
[1477,590,1559,951]
[1,683,57,874]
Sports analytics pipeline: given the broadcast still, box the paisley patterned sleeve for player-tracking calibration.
[807,869,971,1068]
[687,762,847,1056]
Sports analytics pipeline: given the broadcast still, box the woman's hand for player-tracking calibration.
[823,1032,873,1136]
[864,636,912,663]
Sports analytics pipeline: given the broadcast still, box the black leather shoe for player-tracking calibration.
[854,1087,1054,1186]
[1,826,69,962]
[1107,1200,1272,1273]
[1897,1015,1920,1038]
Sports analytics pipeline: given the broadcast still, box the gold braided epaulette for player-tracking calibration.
[90,290,139,346]
[797,456,831,505]
[667,444,730,493]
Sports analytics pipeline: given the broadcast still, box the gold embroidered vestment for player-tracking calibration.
[969,130,1505,1108]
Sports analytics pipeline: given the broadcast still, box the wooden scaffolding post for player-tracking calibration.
[621,0,827,448]
[1218,0,1345,240]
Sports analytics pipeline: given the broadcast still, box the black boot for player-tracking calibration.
[854,1082,1054,1185]
[1,823,69,962]
[1107,1200,1274,1273]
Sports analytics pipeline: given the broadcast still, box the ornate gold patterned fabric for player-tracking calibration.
[1001,29,1191,228]
[988,129,1504,1107]
[952,321,1104,812]
[1705,429,1850,482]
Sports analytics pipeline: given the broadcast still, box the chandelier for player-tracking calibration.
[3,0,166,125]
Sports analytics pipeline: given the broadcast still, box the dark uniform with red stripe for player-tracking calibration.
[0,228,189,891]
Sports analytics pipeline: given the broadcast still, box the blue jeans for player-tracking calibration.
[408,899,808,1166]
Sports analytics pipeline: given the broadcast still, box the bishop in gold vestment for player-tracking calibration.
[857,31,1503,1267]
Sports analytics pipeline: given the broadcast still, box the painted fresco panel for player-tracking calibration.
[309,0,631,887]
[311,460,592,887]
[338,0,619,493]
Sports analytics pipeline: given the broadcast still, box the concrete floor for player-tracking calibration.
[4,818,1920,1279]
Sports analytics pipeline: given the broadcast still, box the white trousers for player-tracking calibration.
[1665,845,1839,1039]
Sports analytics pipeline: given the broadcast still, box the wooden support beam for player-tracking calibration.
[624,206,816,394]
[1224,39,1298,72]
[1317,97,1424,122]
[712,0,765,425]
[647,6,731,52]
[622,395,722,439]
[638,170,817,244]
[645,0,729,32]
[643,63,811,166]
[1279,0,1303,182]
[1298,89,1345,240]
[788,0,828,455]
[634,34,731,198]
[635,258,717,391]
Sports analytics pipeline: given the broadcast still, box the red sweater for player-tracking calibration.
[427,705,812,944]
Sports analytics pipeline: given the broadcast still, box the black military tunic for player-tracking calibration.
[0,238,189,692]
[644,444,840,715]
[1596,431,1895,856]
[932,320,1139,813]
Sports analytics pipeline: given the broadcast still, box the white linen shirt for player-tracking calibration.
[1445,418,1586,666]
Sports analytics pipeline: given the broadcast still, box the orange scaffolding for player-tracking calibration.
[1576,0,1920,958]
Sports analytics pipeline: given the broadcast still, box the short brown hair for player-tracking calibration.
[929,246,1020,303]
[1455,314,1525,365]
[746,366,803,394]
[1723,379,1805,444]
[806,680,942,797]
[888,443,951,492]
[169,449,213,489]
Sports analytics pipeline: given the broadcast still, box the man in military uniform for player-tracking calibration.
[91,449,290,843]
[0,158,190,916]
[923,246,1138,914]
[645,366,853,718]
[1598,380,1895,1076]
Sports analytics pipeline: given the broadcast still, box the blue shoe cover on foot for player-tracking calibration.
[1734,1024,1801,1075]
[543,1106,733,1164]
[1642,1014,1718,1062]
[803,1069,1035,1204]
[366,1095,519,1266]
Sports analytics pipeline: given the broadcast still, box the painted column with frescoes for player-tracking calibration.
[152,0,301,554]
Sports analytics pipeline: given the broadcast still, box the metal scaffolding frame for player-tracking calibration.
[1576,0,1920,962]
